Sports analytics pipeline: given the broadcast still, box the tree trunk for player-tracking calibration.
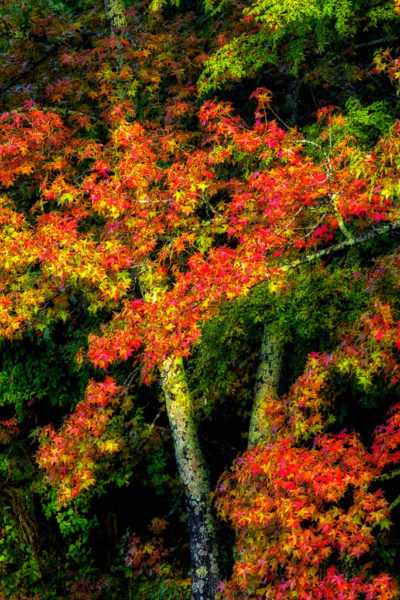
[104,0,127,34]
[248,325,283,447]
[139,267,221,600]
[101,0,221,590]
[161,357,221,600]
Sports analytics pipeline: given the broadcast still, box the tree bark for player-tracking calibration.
[161,357,221,600]
[104,0,127,34]
[248,325,283,447]
[139,268,221,600]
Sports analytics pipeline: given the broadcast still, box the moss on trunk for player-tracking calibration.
[161,357,220,600]
[248,325,283,447]
[139,266,221,600]
[104,0,127,34]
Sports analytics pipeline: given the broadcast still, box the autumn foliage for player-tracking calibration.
[1,0,400,598]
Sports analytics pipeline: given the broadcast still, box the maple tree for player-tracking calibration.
[1,0,400,599]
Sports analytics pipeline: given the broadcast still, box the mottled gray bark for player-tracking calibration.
[161,357,221,600]
[248,325,283,447]
[139,268,221,600]
[104,0,127,34]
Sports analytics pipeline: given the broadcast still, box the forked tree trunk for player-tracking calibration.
[161,357,221,600]
[248,325,284,447]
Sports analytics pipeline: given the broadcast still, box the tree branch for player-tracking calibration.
[375,468,400,482]
[390,494,400,512]
[282,220,400,273]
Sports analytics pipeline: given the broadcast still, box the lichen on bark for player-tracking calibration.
[104,0,127,33]
[161,357,220,600]
[248,324,284,447]
[139,266,221,600]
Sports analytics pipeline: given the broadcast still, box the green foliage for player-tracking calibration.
[198,30,272,94]
[128,576,191,599]
[191,262,369,406]
[189,285,269,406]
[199,0,400,94]
[0,473,42,597]
[0,338,87,418]
[242,0,357,39]
[42,489,99,569]
[0,330,90,597]
[304,98,397,157]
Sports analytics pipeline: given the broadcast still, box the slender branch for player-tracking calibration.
[353,37,397,49]
[390,494,400,512]
[132,221,400,326]
[299,137,353,240]
[282,220,400,273]
[0,28,99,100]
[375,468,400,482]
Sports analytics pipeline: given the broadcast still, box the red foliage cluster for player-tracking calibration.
[216,433,394,600]
[216,279,400,599]
[5,90,399,505]
[37,378,121,503]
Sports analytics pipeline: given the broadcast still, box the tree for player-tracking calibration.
[198,0,400,111]
[1,1,400,598]
[106,2,221,597]
[1,87,400,598]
